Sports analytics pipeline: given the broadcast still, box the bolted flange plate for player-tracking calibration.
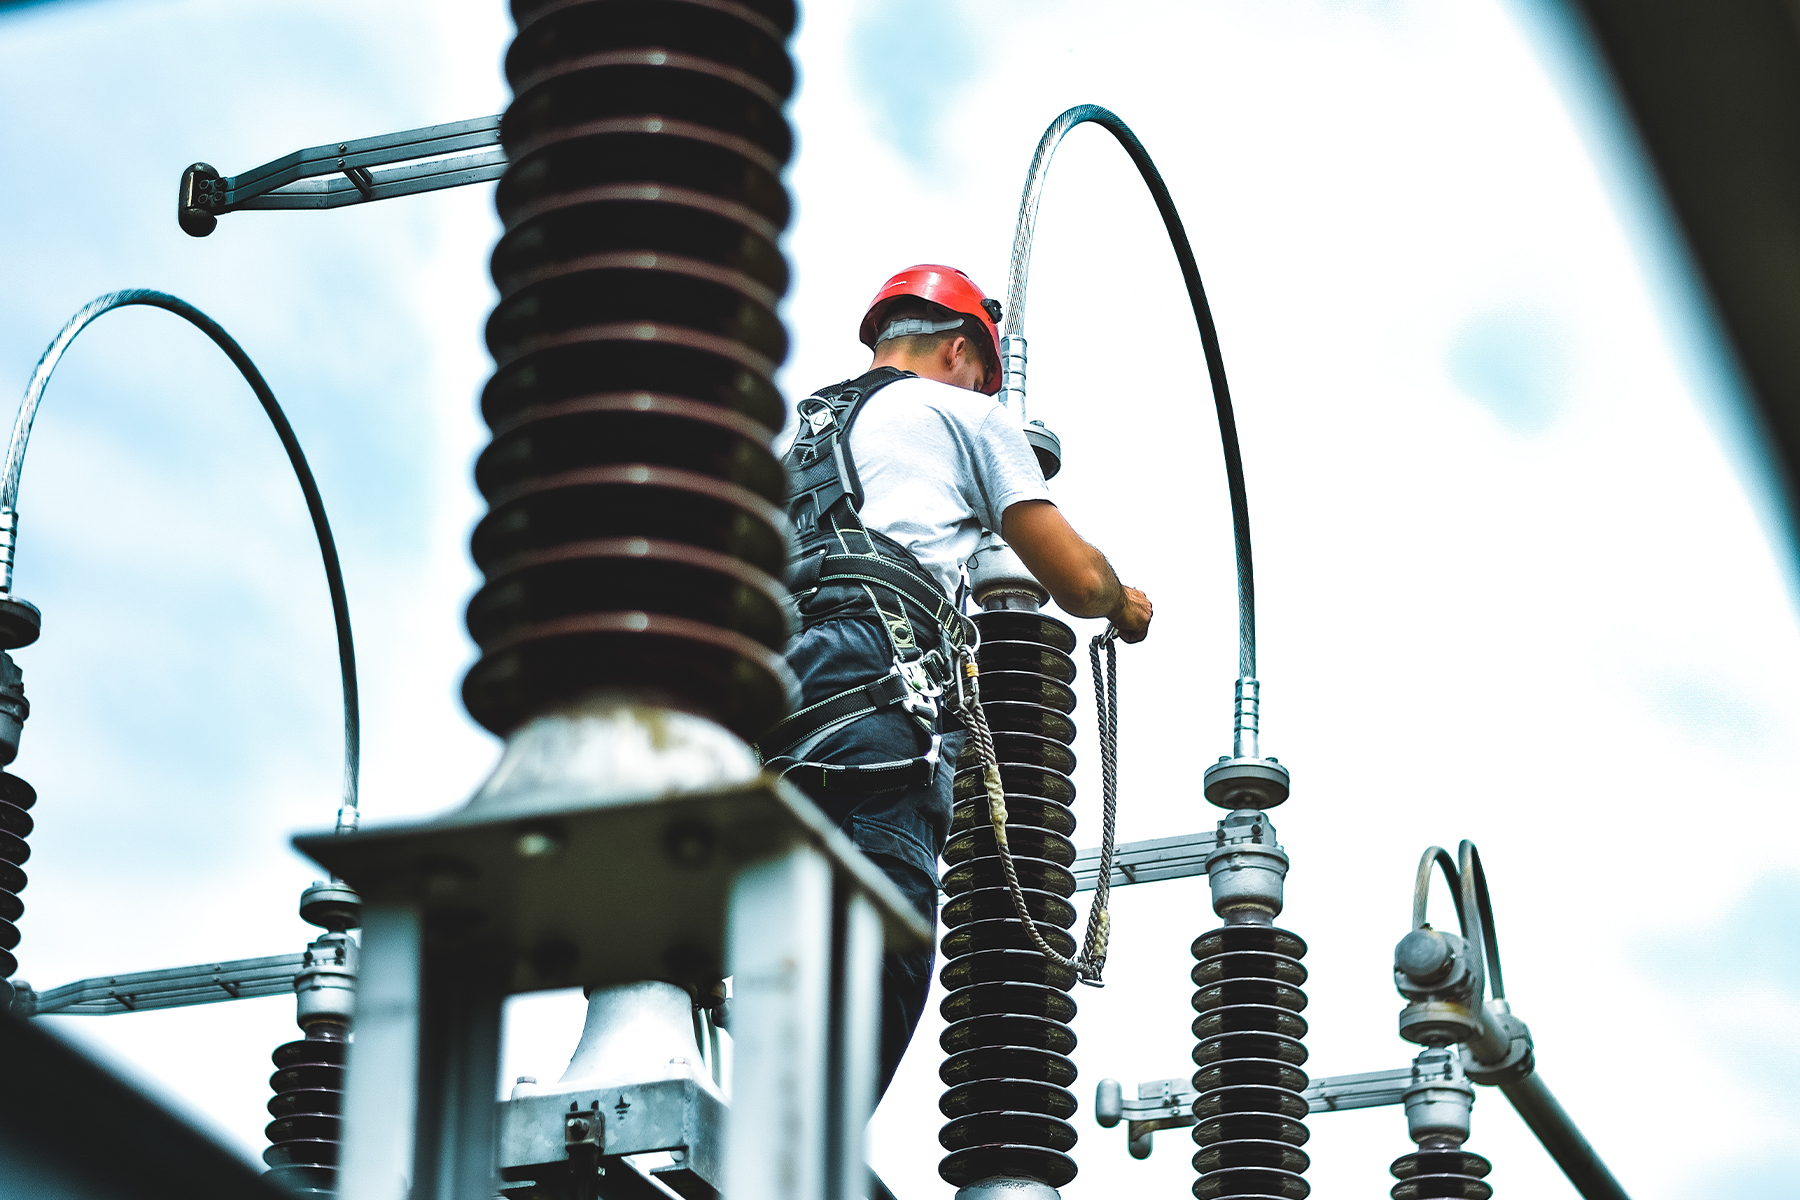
[1203,757,1290,810]
[295,774,929,996]
[0,596,41,650]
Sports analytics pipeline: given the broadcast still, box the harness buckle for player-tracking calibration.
[896,655,942,722]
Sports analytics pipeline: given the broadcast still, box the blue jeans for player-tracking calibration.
[782,616,965,1096]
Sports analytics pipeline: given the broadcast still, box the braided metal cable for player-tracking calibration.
[956,631,1121,985]
[1083,629,1120,976]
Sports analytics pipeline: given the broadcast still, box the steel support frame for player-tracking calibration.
[333,832,892,1200]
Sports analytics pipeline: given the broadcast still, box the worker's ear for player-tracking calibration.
[943,335,970,370]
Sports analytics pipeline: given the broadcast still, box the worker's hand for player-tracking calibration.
[1108,586,1152,643]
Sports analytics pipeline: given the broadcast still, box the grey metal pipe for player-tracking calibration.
[1500,1071,1631,1200]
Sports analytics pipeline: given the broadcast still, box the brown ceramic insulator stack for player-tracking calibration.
[0,771,33,1010]
[938,610,1083,1192]
[262,1030,348,1196]
[1388,1147,1493,1200]
[1190,926,1311,1200]
[463,0,801,738]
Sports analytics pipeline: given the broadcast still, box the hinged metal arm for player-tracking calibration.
[19,952,307,1015]
[178,115,505,236]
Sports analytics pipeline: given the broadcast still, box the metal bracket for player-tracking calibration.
[18,952,307,1016]
[504,1078,723,1200]
[1098,1067,1417,1159]
[178,114,505,236]
[1071,831,1214,892]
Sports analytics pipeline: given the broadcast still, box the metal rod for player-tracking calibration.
[3,290,360,831]
[1500,1071,1632,1200]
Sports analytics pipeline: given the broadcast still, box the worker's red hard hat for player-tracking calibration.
[858,265,1003,395]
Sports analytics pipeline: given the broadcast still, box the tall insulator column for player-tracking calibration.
[938,536,1081,1197]
[1194,709,1307,1200]
[0,649,31,1011]
[464,0,800,739]
[262,881,361,1196]
[0,771,32,1010]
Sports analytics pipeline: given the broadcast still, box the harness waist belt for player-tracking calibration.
[757,670,914,761]
[816,553,975,648]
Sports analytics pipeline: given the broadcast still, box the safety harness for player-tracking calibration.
[755,367,979,791]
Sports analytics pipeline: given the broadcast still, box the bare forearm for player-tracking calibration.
[1000,501,1151,640]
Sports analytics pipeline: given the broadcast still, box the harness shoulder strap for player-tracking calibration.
[784,366,914,544]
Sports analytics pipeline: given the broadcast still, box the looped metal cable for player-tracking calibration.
[958,626,1122,986]
[1005,105,1257,679]
[1409,841,1504,1003]
[1411,844,1467,932]
[5,290,360,831]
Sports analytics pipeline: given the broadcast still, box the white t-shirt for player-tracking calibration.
[835,375,1053,600]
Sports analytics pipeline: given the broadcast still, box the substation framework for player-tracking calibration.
[0,4,1634,1200]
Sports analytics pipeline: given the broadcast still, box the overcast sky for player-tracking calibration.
[3,2,1796,1198]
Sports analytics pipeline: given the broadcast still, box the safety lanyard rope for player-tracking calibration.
[956,627,1121,986]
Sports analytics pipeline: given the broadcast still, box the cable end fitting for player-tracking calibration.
[1204,677,1287,810]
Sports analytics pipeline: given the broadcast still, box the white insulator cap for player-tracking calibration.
[967,530,1047,610]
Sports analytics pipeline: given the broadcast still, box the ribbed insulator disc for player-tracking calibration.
[1194,1140,1311,1174]
[976,641,1077,683]
[942,887,1076,930]
[971,611,1078,652]
[940,1145,1076,1190]
[1193,927,1307,960]
[939,980,1076,1025]
[942,1045,1076,1088]
[973,670,1077,712]
[941,1111,1077,1153]
[944,825,1076,868]
[974,700,1076,743]
[477,394,785,499]
[1193,1113,1311,1151]
[941,1013,1077,1056]
[941,917,1077,960]
[1194,1031,1309,1068]
[957,731,1076,776]
[954,763,1074,806]
[1191,951,1309,989]
[940,949,1078,992]
[1192,1059,1309,1096]
[941,856,1076,899]
[1192,979,1309,1016]
[1192,1004,1310,1044]
[1193,1165,1310,1200]
[954,796,1075,837]
[939,1078,1077,1120]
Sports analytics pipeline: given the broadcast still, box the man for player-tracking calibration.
[757,265,1151,1096]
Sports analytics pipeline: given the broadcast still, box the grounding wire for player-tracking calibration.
[1004,104,1258,679]
[3,290,360,831]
